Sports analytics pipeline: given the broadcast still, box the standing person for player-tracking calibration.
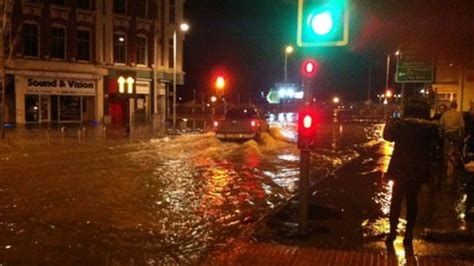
[383,96,438,246]
[462,101,474,162]
[432,104,447,121]
[463,101,474,138]
[432,104,447,162]
[440,102,465,164]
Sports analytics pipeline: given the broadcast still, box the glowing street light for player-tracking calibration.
[284,45,294,83]
[332,96,340,104]
[385,90,393,98]
[172,22,190,129]
[210,96,217,103]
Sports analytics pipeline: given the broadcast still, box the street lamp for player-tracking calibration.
[385,50,401,91]
[173,22,190,129]
[284,45,294,83]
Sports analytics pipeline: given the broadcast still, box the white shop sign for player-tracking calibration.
[25,77,96,96]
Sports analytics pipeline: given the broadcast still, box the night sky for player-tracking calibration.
[182,0,474,103]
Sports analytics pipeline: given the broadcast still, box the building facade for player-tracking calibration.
[432,58,474,112]
[2,0,186,125]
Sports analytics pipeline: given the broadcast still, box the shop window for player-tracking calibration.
[114,0,126,14]
[168,38,174,68]
[137,0,147,18]
[136,35,147,65]
[77,29,91,61]
[77,0,92,9]
[22,23,39,57]
[169,0,175,23]
[25,95,39,123]
[51,26,66,59]
[114,33,127,64]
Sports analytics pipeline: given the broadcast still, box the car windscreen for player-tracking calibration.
[225,108,258,119]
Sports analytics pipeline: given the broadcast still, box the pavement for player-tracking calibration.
[205,241,474,266]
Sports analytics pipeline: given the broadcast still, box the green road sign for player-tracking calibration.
[396,56,434,83]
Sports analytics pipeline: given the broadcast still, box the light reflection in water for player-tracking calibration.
[456,193,468,231]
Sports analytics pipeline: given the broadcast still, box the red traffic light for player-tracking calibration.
[215,76,226,90]
[298,106,320,149]
[301,59,319,78]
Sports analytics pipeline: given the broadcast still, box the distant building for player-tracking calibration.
[1,0,186,125]
[432,57,474,111]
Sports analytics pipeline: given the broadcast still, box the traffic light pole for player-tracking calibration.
[298,75,313,235]
[299,148,310,234]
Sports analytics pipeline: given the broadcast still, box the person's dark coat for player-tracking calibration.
[383,118,438,184]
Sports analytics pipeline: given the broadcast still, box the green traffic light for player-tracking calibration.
[297,0,350,47]
[309,11,333,36]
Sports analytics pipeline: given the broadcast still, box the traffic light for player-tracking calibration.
[298,106,319,150]
[301,59,319,78]
[215,76,226,90]
[297,0,349,47]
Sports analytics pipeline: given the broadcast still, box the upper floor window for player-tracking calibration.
[51,26,66,59]
[168,38,174,68]
[114,33,127,63]
[137,0,147,18]
[77,29,91,61]
[136,35,147,65]
[77,0,92,10]
[114,0,126,15]
[22,23,39,57]
[169,0,175,23]
[25,0,42,3]
[48,0,66,5]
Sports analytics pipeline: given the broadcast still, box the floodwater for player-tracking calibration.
[0,122,357,265]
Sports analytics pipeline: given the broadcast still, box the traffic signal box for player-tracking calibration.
[298,106,320,150]
[297,0,349,47]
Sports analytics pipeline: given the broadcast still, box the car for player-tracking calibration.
[214,106,269,141]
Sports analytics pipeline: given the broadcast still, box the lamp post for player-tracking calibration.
[385,50,400,91]
[284,45,294,83]
[172,22,189,129]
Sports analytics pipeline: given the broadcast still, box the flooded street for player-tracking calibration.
[0,122,359,265]
[1,121,472,264]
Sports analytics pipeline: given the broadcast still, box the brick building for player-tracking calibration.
[2,0,186,125]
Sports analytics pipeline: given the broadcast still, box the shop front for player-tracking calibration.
[105,73,152,125]
[15,75,97,124]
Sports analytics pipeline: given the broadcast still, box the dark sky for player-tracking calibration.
[182,0,474,102]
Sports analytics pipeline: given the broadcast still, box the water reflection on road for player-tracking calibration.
[0,122,357,264]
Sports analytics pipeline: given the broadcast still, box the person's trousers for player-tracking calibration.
[443,131,462,163]
[389,181,422,235]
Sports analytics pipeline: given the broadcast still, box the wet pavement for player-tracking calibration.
[0,121,473,264]
[251,122,474,262]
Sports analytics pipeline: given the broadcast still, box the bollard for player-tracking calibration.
[77,129,82,143]
[203,121,207,131]
[138,125,142,138]
[61,127,66,144]
[103,126,107,140]
[82,126,87,136]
